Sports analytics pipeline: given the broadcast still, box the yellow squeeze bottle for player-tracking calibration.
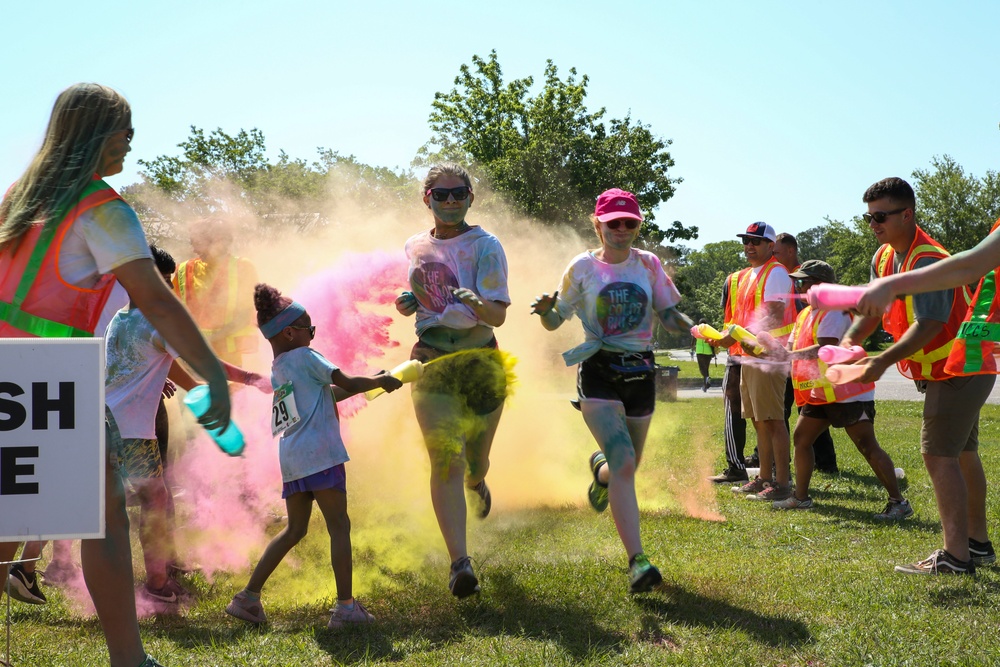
[364,359,424,400]
[728,325,764,355]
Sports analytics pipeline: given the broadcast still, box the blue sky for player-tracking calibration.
[2,1,998,248]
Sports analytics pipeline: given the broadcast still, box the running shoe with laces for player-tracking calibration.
[732,476,768,494]
[226,590,267,624]
[40,559,81,586]
[138,656,165,667]
[873,498,914,521]
[7,563,46,605]
[969,538,996,566]
[328,599,375,629]
[895,549,975,575]
[628,553,662,594]
[142,577,187,604]
[468,479,492,519]
[449,556,480,598]
[588,451,609,512]
[708,467,749,484]
[747,483,791,501]
[772,495,814,510]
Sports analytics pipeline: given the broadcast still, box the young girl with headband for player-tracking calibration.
[225,283,402,628]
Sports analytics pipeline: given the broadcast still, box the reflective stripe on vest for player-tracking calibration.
[875,227,971,380]
[790,306,874,406]
[0,178,121,338]
[176,256,256,354]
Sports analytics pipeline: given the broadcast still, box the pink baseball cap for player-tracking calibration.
[595,188,644,223]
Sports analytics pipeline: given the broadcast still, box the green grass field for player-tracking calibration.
[5,399,1000,666]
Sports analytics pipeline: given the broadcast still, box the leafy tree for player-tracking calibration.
[674,241,747,327]
[911,155,1000,253]
[419,51,693,249]
[127,126,413,242]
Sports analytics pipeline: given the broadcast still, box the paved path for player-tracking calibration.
[662,349,1000,404]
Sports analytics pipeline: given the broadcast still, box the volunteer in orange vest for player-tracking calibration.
[716,222,796,502]
[844,177,991,576]
[0,84,230,667]
[173,218,259,366]
[769,260,911,518]
[772,232,839,474]
[707,270,750,483]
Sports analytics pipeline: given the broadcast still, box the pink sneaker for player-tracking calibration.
[328,599,375,629]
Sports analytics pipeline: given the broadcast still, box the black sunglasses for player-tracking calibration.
[793,277,815,288]
[288,324,316,339]
[741,237,765,246]
[863,207,907,224]
[427,186,472,202]
[124,127,134,144]
[605,218,640,230]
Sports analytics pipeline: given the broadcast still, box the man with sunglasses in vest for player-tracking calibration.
[843,177,992,575]
[713,223,796,500]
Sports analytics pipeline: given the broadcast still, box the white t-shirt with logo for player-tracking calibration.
[554,248,682,365]
[404,227,510,337]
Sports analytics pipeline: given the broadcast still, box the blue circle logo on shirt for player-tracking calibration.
[412,262,459,313]
[597,282,647,335]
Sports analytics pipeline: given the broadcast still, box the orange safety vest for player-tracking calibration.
[944,218,1000,376]
[874,226,971,380]
[790,306,874,406]
[175,256,258,356]
[723,269,743,356]
[0,177,121,338]
[733,256,795,345]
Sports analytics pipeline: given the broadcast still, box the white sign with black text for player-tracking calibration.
[0,339,105,541]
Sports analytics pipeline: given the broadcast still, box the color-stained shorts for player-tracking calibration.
[410,337,509,415]
[121,438,164,480]
[282,463,346,499]
[921,374,997,457]
[578,350,656,418]
[739,363,786,422]
[799,401,875,429]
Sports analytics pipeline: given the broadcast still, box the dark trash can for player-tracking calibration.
[656,365,680,402]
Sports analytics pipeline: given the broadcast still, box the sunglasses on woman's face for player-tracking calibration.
[605,218,640,230]
[426,186,472,202]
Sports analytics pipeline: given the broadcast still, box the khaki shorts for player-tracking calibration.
[740,363,787,422]
[921,374,997,457]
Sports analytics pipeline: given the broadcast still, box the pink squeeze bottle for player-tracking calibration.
[805,284,868,311]
[817,345,866,364]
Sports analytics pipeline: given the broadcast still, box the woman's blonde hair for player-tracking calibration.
[0,83,131,249]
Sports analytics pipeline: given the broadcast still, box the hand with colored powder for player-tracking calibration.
[451,287,484,310]
[395,291,418,316]
[530,290,559,316]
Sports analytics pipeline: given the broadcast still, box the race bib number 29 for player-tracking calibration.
[272,382,301,437]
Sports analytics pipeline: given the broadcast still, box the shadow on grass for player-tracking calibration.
[635,582,812,648]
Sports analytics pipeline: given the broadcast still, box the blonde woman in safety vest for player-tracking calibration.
[844,177,991,576]
[769,260,911,519]
[0,83,230,667]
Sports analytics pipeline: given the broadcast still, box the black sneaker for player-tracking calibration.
[7,563,46,604]
[448,556,480,598]
[894,549,975,576]
[970,538,996,566]
[744,454,760,468]
[708,468,748,484]
[468,480,491,519]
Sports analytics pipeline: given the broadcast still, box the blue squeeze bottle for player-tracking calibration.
[182,384,245,456]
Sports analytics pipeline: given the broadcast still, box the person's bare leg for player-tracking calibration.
[845,421,902,499]
[581,401,642,557]
[245,493,314,594]
[135,478,171,590]
[923,454,970,561]
[314,488,352,601]
[80,457,146,667]
[960,450,989,544]
[790,415,828,499]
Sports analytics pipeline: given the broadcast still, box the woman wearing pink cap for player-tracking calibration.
[532,188,692,594]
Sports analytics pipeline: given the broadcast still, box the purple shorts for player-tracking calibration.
[282,464,346,499]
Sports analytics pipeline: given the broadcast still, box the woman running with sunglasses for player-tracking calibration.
[394,163,512,598]
[532,188,692,594]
